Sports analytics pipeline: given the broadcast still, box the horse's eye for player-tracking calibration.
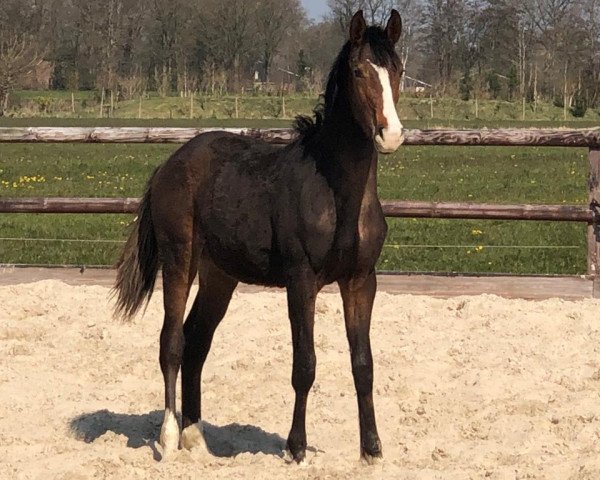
[354,68,364,78]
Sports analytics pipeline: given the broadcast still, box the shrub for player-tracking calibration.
[486,73,501,99]
[570,91,587,117]
[553,94,564,108]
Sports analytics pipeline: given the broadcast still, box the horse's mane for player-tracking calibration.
[294,26,398,146]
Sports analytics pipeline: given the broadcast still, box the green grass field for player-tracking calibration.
[0,115,593,273]
[7,89,600,123]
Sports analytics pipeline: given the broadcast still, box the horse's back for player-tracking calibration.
[147,131,275,247]
[154,131,276,188]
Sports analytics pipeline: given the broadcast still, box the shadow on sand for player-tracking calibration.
[69,409,286,458]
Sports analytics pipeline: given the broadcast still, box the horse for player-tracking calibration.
[114,9,404,464]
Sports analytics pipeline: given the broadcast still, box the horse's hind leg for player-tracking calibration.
[180,260,238,451]
[158,239,197,458]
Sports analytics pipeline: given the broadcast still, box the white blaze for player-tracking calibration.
[368,60,404,153]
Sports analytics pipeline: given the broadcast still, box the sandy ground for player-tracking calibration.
[2,281,600,479]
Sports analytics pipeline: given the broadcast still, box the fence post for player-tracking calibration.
[430,94,434,118]
[99,89,105,118]
[587,148,600,297]
[282,95,286,118]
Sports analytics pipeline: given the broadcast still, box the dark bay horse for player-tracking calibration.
[114,9,404,464]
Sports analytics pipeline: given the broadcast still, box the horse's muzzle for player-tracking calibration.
[375,127,404,154]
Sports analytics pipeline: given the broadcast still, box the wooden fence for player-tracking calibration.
[1,127,599,293]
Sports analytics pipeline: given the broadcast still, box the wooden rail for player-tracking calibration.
[380,201,594,222]
[0,127,599,147]
[0,197,594,223]
[0,197,141,214]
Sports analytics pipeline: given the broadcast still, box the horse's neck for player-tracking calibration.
[319,135,379,252]
[318,105,379,209]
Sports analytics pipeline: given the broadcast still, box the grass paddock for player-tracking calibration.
[0,119,593,274]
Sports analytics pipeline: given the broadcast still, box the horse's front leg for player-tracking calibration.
[339,270,382,464]
[285,266,318,463]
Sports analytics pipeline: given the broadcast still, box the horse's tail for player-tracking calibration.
[113,168,160,320]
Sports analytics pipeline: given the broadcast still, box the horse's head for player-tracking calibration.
[346,10,404,154]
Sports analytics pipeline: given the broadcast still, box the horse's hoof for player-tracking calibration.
[160,446,178,461]
[181,423,208,452]
[361,450,383,466]
[285,440,306,465]
[159,409,180,458]
[283,448,308,467]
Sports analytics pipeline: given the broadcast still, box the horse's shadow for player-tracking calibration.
[69,410,286,458]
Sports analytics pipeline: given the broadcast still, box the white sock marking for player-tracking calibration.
[160,408,179,454]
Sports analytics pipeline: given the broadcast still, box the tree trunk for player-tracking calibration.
[519,27,526,98]
[234,53,240,93]
[534,66,538,115]
[0,87,8,116]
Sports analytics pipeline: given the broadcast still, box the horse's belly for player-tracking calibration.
[206,242,282,286]
[200,201,283,286]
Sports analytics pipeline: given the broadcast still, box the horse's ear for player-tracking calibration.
[385,9,402,45]
[349,10,366,44]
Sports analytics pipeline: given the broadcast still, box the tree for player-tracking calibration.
[328,0,400,32]
[520,0,584,109]
[0,35,42,114]
[143,0,198,96]
[394,0,423,91]
[254,0,304,82]
[507,65,519,100]
[296,19,341,93]
[581,0,600,107]
[459,68,472,100]
[486,72,501,99]
[420,0,469,94]
[0,0,598,109]
[200,0,258,92]
[363,0,400,24]
[328,0,363,33]
[475,0,521,83]
[0,0,44,114]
